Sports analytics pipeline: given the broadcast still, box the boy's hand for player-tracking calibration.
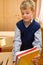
[32,54,40,65]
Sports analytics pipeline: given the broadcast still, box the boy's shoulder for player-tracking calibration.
[33,19,40,27]
[16,19,23,27]
[31,19,40,32]
[16,19,23,25]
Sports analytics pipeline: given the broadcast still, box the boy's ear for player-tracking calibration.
[32,9,36,18]
[32,9,35,13]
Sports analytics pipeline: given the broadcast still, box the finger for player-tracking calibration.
[32,58,39,63]
[33,55,40,59]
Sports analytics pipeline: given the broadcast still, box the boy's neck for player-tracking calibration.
[24,18,33,27]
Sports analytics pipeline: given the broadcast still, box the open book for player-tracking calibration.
[16,47,40,65]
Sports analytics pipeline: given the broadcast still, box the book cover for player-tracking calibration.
[16,47,40,65]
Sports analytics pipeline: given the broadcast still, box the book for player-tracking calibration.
[16,47,40,65]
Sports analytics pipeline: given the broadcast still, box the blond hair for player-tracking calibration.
[20,0,35,10]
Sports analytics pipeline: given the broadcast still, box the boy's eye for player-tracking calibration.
[26,13,29,14]
[22,13,24,15]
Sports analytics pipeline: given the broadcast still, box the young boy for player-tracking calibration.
[12,0,42,65]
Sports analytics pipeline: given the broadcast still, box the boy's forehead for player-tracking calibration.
[21,8,32,13]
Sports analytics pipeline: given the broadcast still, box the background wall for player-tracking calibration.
[0,0,37,31]
[0,0,24,31]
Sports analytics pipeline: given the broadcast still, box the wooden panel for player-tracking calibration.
[0,0,3,31]
[3,0,18,31]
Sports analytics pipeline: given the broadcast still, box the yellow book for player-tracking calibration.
[16,47,40,65]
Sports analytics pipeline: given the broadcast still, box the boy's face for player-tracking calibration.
[21,8,33,23]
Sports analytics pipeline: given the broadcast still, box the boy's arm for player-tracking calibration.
[12,25,22,62]
[32,28,42,52]
[32,28,42,65]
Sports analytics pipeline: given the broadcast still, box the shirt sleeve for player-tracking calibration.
[12,25,22,62]
[32,28,42,52]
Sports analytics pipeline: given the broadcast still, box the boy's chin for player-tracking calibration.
[24,20,31,23]
[23,18,31,22]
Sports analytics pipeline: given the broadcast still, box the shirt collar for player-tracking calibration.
[25,18,33,28]
[31,18,33,23]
